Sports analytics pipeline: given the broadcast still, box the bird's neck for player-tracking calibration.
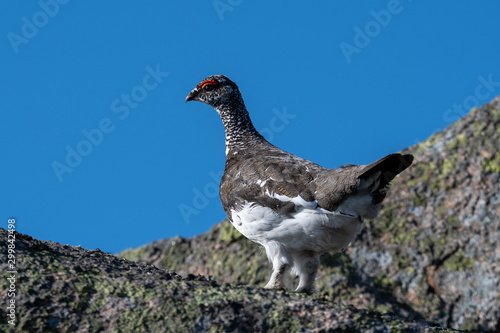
[215,100,265,155]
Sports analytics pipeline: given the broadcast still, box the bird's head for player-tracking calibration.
[185,75,241,109]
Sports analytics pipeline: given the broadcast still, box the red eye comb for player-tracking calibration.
[201,80,217,89]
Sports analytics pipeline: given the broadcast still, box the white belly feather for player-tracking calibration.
[230,196,363,254]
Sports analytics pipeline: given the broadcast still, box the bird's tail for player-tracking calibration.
[358,153,414,205]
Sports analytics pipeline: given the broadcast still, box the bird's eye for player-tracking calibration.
[201,80,218,91]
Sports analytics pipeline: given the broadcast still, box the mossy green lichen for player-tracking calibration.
[472,120,486,137]
[412,131,444,155]
[491,108,500,120]
[434,199,447,220]
[390,227,418,245]
[460,318,480,332]
[219,220,244,244]
[446,133,467,151]
[414,162,433,183]
[440,156,457,176]
[411,194,428,207]
[430,179,446,196]
[443,249,475,271]
[119,242,158,262]
[418,234,447,260]
[446,215,460,227]
[406,178,416,187]
[374,275,398,291]
[482,154,500,173]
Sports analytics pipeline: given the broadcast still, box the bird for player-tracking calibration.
[185,75,413,294]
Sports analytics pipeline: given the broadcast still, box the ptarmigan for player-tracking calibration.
[185,75,413,294]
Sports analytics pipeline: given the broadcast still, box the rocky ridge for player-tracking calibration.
[120,96,500,332]
[0,228,459,332]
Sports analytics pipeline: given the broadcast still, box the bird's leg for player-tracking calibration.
[294,255,319,295]
[264,262,289,290]
[263,242,291,290]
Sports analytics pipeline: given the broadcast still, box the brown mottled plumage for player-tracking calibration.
[186,75,413,293]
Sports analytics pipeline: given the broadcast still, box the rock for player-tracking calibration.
[0,229,460,332]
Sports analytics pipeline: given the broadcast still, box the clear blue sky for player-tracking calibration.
[2,1,500,254]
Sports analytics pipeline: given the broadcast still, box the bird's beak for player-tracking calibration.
[185,88,198,103]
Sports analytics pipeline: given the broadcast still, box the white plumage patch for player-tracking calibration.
[230,195,363,255]
[256,179,267,187]
[338,171,383,219]
[338,193,380,220]
[266,190,318,210]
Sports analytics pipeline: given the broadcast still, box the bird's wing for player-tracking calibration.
[313,165,365,212]
[220,148,367,218]
[220,151,316,218]
[220,140,414,220]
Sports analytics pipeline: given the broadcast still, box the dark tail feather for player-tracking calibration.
[358,153,414,204]
[359,153,413,184]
